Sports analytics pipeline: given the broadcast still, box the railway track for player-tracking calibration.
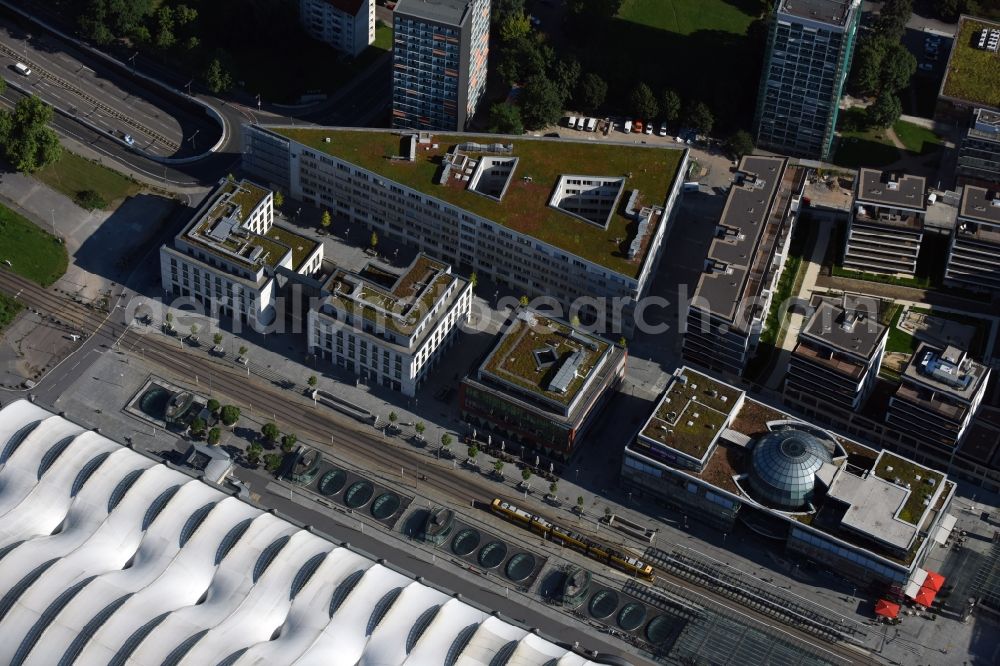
[0,269,879,664]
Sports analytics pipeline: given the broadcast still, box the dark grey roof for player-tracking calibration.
[692,155,803,324]
[777,0,855,26]
[394,0,473,25]
[856,169,926,211]
[960,186,1000,225]
[902,342,990,403]
[801,297,886,361]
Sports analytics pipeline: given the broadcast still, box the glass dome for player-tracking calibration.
[747,429,832,510]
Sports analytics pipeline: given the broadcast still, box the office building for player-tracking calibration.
[299,0,375,57]
[785,294,887,412]
[392,0,490,131]
[243,125,687,335]
[308,253,472,396]
[622,367,957,591]
[683,155,807,376]
[754,0,862,160]
[843,169,926,278]
[957,109,1000,186]
[0,399,608,665]
[160,179,324,329]
[460,308,626,459]
[887,343,991,457]
[945,185,1000,291]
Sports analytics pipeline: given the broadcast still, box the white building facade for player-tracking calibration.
[300,0,375,57]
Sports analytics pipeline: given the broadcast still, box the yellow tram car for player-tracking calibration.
[490,498,654,581]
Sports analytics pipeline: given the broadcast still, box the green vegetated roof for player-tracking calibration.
[264,224,318,271]
[271,127,685,277]
[942,17,1000,108]
[642,370,743,459]
[481,313,609,405]
[874,451,944,526]
[323,255,459,336]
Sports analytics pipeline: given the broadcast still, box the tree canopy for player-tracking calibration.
[575,73,607,113]
[489,103,524,135]
[868,90,903,128]
[629,83,658,120]
[683,100,714,134]
[520,75,562,129]
[0,95,62,173]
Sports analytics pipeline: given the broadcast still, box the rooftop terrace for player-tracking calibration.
[872,450,944,527]
[322,254,462,337]
[269,127,685,278]
[479,310,611,407]
[640,368,744,460]
[901,343,989,403]
[941,16,1000,109]
[777,0,856,26]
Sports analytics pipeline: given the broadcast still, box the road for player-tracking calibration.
[0,16,217,157]
[0,267,879,666]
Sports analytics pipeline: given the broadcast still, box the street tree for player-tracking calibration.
[519,295,530,306]
[307,375,318,388]
[320,210,332,231]
[467,444,479,460]
[488,103,523,135]
[207,398,221,414]
[154,5,176,49]
[238,345,248,358]
[494,459,505,476]
[520,75,562,130]
[415,421,426,439]
[388,411,398,426]
[213,332,223,347]
[207,427,221,446]
[868,90,902,128]
[660,89,681,124]
[370,231,379,251]
[246,442,263,466]
[204,55,233,93]
[0,95,62,173]
[521,468,532,484]
[261,422,280,444]
[470,272,478,290]
[273,190,284,208]
[629,83,658,120]
[726,130,755,160]
[220,404,241,427]
[281,433,297,452]
[552,57,581,105]
[263,453,282,472]
[189,324,199,338]
[441,433,453,448]
[575,72,607,113]
[618,336,627,347]
[549,481,558,496]
[190,417,206,438]
[850,37,887,96]
[683,100,714,134]
[576,495,585,512]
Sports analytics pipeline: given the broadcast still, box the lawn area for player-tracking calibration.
[892,120,943,155]
[581,0,766,128]
[0,292,23,333]
[832,109,901,168]
[941,17,1000,108]
[34,151,142,209]
[885,305,915,354]
[373,22,391,51]
[0,203,68,287]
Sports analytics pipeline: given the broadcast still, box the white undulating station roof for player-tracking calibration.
[0,400,607,666]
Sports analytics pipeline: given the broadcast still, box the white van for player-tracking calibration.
[574,117,586,130]
[566,115,578,129]
[623,119,632,133]
[14,62,31,76]
[584,117,597,132]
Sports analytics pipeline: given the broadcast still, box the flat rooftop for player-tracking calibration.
[180,180,317,273]
[901,342,990,404]
[639,368,744,461]
[321,254,464,337]
[265,127,685,278]
[827,465,916,550]
[478,309,612,408]
[856,168,927,211]
[800,295,886,360]
[692,156,805,325]
[960,185,1000,226]
[394,0,472,25]
[777,0,855,26]
[941,15,1000,109]
[969,108,1000,139]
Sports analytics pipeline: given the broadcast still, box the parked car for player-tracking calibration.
[585,117,597,132]
[633,120,644,133]
[918,63,934,71]
[574,117,586,130]
[14,62,31,76]
[623,119,632,133]
[644,121,653,135]
[658,122,668,137]
[566,115,578,129]
[123,134,135,146]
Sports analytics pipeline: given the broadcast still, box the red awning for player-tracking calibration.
[874,599,900,619]
[915,586,938,607]
[923,571,945,592]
